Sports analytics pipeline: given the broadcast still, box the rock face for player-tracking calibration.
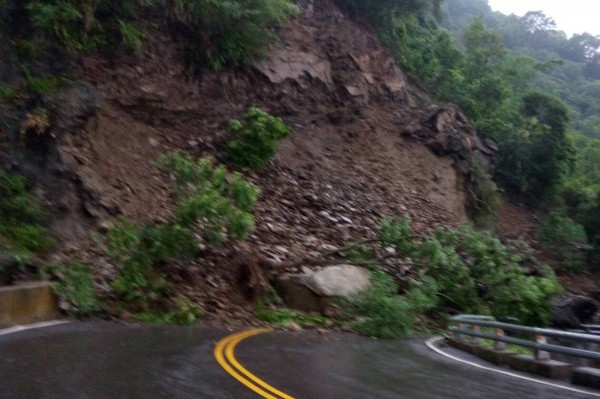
[44,81,100,130]
[276,265,371,316]
[0,0,487,319]
[402,104,498,175]
[551,294,599,330]
[550,294,600,367]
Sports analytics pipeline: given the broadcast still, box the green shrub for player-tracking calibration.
[156,151,259,243]
[228,107,291,170]
[109,151,258,321]
[51,261,101,317]
[467,161,501,227]
[0,170,52,256]
[342,271,416,339]
[254,286,326,327]
[335,0,441,23]
[335,217,562,328]
[4,0,297,71]
[255,306,326,327]
[135,295,203,325]
[537,210,589,271]
[179,0,299,70]
[0,84,18,102]
[23,69,61,95]
[411,224,562,326]
[26,0,105,54]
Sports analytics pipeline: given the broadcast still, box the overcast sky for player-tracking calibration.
[487,0,600,37]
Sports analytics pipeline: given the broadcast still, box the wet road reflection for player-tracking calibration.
[0,322,595,398]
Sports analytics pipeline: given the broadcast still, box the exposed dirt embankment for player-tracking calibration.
[44,1,494,320]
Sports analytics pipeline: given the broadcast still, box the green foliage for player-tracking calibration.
[51,261,101,317]
[23,69,61,95]
[335,0,441,25]
[118,20,144,52]
[21,0,153,55]
[178,0,299,70]
[156,151,259,242]
[379,216,414,254]
[342,271,416,339]
[255,306,326,327]
[0,84,19,102]
[352,1,578,208]
[108,152,258,322]
[495,92,573,202]
[410,225,561,326]
[467,160,500,226]
[227,107,291,170]
[2,0,298,70]
[135,295,203,325]
[0,170,52,257]
[255,286,326,327]
[340,218,562,329]
[26,0,104,54]
[538,210,589,271]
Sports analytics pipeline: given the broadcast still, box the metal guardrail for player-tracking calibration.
[450,314,600,362]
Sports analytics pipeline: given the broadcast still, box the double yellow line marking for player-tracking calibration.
[214,328,296,399]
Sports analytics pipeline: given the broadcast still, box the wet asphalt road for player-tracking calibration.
[0,322,596,399]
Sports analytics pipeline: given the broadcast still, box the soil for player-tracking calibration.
[6,1,588,322]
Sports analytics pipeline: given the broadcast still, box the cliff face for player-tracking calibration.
[1,1,495,319]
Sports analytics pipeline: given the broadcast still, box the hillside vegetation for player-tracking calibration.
[344,0,600,271]
[0,0,595,335]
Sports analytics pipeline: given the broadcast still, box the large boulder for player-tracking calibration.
[551,294,599,330]
[402,104,498,175]
[275,265,371,316]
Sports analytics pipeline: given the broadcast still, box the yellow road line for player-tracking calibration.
[214,328,296,399]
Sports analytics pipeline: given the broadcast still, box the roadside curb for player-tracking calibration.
[0,282,60,327]
[426,336,600,397]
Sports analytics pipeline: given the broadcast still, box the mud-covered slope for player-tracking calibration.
[45,1,495,320]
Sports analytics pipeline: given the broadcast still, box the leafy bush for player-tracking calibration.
[0,84,18,102]
[108,152,259,321]
[255,286,326,327]
[156,150,259,242]
[51,261,101,317]
[228,107,291,170]
[410,224,562,326]
[135,295,203,325]
[342,271,416,339]
[335,0,441,24]
[537,210,589,271]
[178,0,299,70]
[255,306,326,327]
[23,0,153,54]
[26,0,104,54]
[335,217,562,328]
[465,161,500,227]
[0,170,52,257]
[4,0,298,74]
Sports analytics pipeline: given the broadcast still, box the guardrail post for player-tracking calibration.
[472,324,481,344]
[494,328,506,351]
[535,335,550,361]
[455,322,464,341]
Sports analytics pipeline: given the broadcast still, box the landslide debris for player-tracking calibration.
[1,1,496,322]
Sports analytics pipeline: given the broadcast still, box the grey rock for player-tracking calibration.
[307,265,370,296]
[44,81,100,131]
[275,265,371,315]
[551,294,599,330]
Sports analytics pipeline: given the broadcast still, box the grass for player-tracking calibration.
[478,326,534,355]
[255,306,327,327]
